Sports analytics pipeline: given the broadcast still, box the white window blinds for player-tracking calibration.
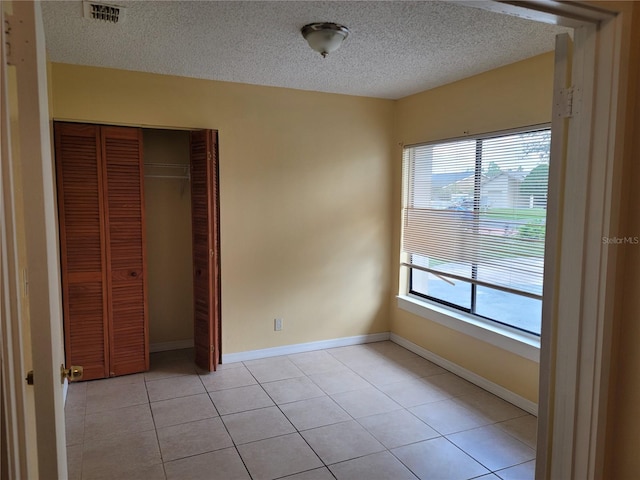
[401,128,550,300]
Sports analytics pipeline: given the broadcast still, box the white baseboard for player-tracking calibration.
[221,332,391,364]
[150,339,194,353]
[390,333,538,416]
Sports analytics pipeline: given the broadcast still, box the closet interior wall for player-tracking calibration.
[142,129,194,350]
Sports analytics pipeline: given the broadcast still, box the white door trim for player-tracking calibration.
[537,30,574,480]
[571,11,625,479]
[4,1,68,478]
[0,4,31,476]
[474,2,625,479]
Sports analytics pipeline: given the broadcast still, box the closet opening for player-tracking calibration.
[54,122,221,381]
[143,129,194,356]
[143,127,222,372]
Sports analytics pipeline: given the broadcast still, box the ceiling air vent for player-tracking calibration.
[83,1,126,23]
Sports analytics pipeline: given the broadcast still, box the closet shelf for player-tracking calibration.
[144,163,190,180]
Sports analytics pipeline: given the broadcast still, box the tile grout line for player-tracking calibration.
[159,352,256,479]
[322,345,535,477]
[330,347,450,479]
[256,351,414,477]
[68,344,536,479]
[206,380,255,480]
[145,367,170,480]
[310,348,423,478]
[242,348,463,477]
[244,354,360,478]
[491,458,537,477]
[241,358,323,479]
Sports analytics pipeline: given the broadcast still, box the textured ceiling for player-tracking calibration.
[41,1,570,99]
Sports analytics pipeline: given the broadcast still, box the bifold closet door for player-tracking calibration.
[55,123,110,381]
[190,129,220,372]
[55,122,148,380]
[101,126,149,376]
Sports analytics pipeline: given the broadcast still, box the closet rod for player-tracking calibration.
[144,163,190,180]
[143,162,189,168]
[144,174,190,179]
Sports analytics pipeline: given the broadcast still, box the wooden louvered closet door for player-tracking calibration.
[55,122,148,380]
[101,126,149,376]
[190,130,220,372]
[55,123,110,380]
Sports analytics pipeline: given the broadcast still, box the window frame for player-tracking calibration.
[399,123,551,348]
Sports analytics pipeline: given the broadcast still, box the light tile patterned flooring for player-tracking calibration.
[65,341,537,480]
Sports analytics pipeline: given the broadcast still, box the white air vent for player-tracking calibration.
[83,1,126,23]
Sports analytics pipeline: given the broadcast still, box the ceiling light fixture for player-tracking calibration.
[301,23,350,58]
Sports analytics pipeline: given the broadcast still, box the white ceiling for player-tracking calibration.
[41,1,570,100]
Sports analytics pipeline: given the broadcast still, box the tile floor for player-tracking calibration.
[65,341,537,480]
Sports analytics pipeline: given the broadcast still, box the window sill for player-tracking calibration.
[396,295,540,362]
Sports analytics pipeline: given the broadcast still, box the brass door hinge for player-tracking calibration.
[4,14,28,67]
[556,86,580,118]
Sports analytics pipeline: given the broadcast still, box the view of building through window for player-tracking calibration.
[401,127,551,335]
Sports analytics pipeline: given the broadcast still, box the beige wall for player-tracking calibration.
[391,52,555,403]
[396,52,555,146]
[143,129,194,346]
[50,64,395,354]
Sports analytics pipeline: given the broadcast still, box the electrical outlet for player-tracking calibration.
[274,318,283,331]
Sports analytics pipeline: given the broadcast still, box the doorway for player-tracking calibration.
[143,129,195,353]
[143,128,222,371]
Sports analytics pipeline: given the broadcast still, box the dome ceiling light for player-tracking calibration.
[301,22,350,58]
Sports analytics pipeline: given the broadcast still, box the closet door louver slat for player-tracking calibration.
[101,126,149,376]
[55,123,110,380]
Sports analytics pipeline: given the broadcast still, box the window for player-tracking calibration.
[401,127,550,336]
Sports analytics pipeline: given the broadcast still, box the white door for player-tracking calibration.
[536,31,574,480]
[1,1,68,478]
[538,25,608,480]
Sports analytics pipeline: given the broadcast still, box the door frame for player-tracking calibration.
[464,2,628,478]
[1,5,31,477]
[1,1,68,478]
